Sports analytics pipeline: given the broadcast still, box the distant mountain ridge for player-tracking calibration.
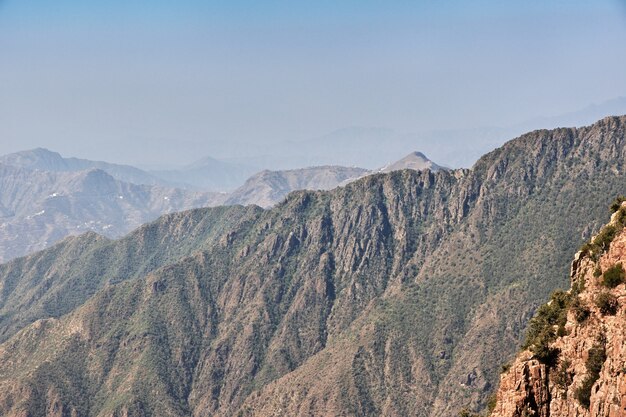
[0,149,442,261]
[0,163,225,262]
[0,148,440,261]
[0,148,168,187]
[149,155,258,191]
[208,96,626,170]
[226,152,442,208]
[226,165,371,208]
[379,151,444,173]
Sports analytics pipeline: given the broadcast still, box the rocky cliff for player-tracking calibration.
[491,201,626,417]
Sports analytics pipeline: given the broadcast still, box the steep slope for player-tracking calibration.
[0,116,625,416]
[0,205,261,343]
[0,148,168,187]
[0,165,226,262]
[226,166,370,207]
[491,201,626,417]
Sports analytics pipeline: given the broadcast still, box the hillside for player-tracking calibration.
[0,116,624,416]
[0,165,225,262]
[491,200,626,417]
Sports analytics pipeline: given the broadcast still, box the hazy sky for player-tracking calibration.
[1,0,625,166]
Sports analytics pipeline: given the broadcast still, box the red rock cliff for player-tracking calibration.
[491,203,626,417]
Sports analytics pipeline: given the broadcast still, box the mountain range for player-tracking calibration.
[0,148,169,187]
[0,116,624,416]
[189,96,626,170]
[0,149,440,262]
[149,156,259,191]
[0,163,225,262]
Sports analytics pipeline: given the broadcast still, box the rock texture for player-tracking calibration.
[492,204,626,417]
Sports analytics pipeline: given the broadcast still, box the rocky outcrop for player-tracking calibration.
[492,203,626,417]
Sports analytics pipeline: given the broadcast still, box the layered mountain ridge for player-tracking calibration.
[0,116,625,416]
[225,166,371,208]
[0,163,225,262]
[0,149,440,261]
[0,148,168,187]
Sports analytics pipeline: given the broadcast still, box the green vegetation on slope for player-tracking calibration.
[0,116,625,416]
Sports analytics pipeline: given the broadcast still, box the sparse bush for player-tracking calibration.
[609,196,626,213]
[571,297,590,323]
[615,207,626,227]
[531,328,561,366]
[458,409,481,417]
[523,291,570,365]
[575,340,606,409]
[575,376,595,408]
[580,242,596,257]
[602,263,624,288]
[572,277,586,295]
[486,394,497,412]
[593,225,618,252]
[595,292,618,315]
[553,359,573,392]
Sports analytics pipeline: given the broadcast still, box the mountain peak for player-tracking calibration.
[379,151,443,173]
[0,148,65,169]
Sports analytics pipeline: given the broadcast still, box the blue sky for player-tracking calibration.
[1,1,625,165]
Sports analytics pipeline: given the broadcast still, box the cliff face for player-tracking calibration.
[492,203,626,417]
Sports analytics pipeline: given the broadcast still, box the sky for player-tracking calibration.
[1,0,625,166]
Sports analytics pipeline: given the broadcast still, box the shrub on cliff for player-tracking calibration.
[553,359,573,392]
[593,224,618,252]
[595,292,619,315]
[575,340,606,409]
[570,296,590,323]
[523,290,570,365]
[609,196,626,213]
[602,263,624,288]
